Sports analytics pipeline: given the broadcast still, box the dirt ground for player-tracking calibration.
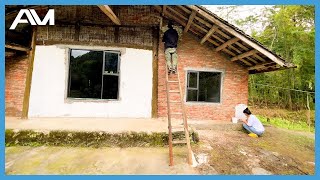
[5,126,315,175]
[5,146,197,175]
[193,125,315,175]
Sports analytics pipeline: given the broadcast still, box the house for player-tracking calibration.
[5,5,295,121]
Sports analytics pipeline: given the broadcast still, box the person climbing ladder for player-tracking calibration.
[162,21,179,74]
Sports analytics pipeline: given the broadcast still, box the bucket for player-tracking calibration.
[232,117,238,123]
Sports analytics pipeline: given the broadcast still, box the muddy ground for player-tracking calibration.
[193,126,315,175]
[5,126,315,175]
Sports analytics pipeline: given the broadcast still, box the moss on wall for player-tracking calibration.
[6,129,199,147]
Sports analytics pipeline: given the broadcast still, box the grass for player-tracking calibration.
[257,115,315,133]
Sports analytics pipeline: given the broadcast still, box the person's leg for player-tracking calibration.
[243,124,263,136]
[165,48,172,71]
[171,49,178,72]
[242,123,254,133]
[248,127,263,136]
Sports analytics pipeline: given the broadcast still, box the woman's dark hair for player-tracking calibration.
[168,21,173,29]
[243,108,252,115]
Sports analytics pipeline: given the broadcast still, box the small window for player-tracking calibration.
[68,49,120,100]
[186,71,221,103]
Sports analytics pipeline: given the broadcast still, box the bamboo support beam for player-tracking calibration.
[184,10,197,33]
[162,5,167,16]
[188,5,286,67]
[22,27,37,119]
[98,5,121,25]
[231,49,257,61]
[216,38,238,51]
[200,25,218,44]
[5,44,31,52]
[248,62,275,70]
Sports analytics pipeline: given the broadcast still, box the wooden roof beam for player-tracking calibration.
[248,62,276,70]
[184,10,197,33]
[5,51,16,57]
[253,53,266,62]
[216,38,239,51]
[5,43,31,52]
[162,5,167,16]
[188,5,286,67]
[98,5,121,25]
[239,58,253,66]
[200,25,218,44]
[231,49,257,62]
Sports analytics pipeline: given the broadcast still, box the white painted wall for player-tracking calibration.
[29,45,153,118]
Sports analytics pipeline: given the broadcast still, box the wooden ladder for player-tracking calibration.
[165,64,193,166]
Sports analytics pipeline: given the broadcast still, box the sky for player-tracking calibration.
[203,5,274,35]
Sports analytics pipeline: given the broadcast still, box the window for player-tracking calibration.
[186,71,221,103]
[68,49,120,100]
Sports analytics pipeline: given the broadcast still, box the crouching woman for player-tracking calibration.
[240,108,265,138]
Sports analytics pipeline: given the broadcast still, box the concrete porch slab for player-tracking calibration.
[5,117,242,133]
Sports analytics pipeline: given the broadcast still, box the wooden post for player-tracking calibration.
[306,93,311,132]
[151,27,159,118]
[22,27,37,119]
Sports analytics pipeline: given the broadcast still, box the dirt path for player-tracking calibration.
[5,126,314,175]
[5,146,198,175]
[192,126,315,175]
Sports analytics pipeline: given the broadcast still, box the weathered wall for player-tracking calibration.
[157,33,249,121]
[36,6,159,49]
[5,56,28,116]
[28,45,153,118]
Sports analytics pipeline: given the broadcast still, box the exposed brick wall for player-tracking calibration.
[157,33,248,121]
[5,56,28,117]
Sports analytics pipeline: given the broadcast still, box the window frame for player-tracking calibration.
[67,48,121,101]
[185,70,222,104]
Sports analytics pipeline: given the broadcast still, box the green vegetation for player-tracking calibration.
[5,129,199,147]
[258,115,314,132]
[218,5,315,130]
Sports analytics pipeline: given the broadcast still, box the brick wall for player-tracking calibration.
[5,56,28,117]
[157,33,248,121]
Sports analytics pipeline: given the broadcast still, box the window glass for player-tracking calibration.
[198,72,221,102]
[187,90,198,101]
[102,75,119,99]
[188,72,197,88]
[68,49,120,100]
[68,50,103,98]
[104,52,119,74]
[186,71,221,103]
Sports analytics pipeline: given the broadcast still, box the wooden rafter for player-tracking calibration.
[207,38,220,47]
[228,45,242,54]
[5,51,16,57]
[253,53,266,62]
[231,49,257,61]
[216,38,238,51]
[177,6,231,39]
[188,5,286,67]
[98,5,121,25]
[246,56,258,64]
[239,58,253,66]
[166,6,188,21]
[162,5,167,16]
[248,62,276,70]
[184,10,197,33]
[201,25,218,44]
[5,44,31,52]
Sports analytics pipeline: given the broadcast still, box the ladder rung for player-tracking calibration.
[169,90,180,93]
[171,125,184,129]
[168,81,178,83]
[172,140,187,144]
